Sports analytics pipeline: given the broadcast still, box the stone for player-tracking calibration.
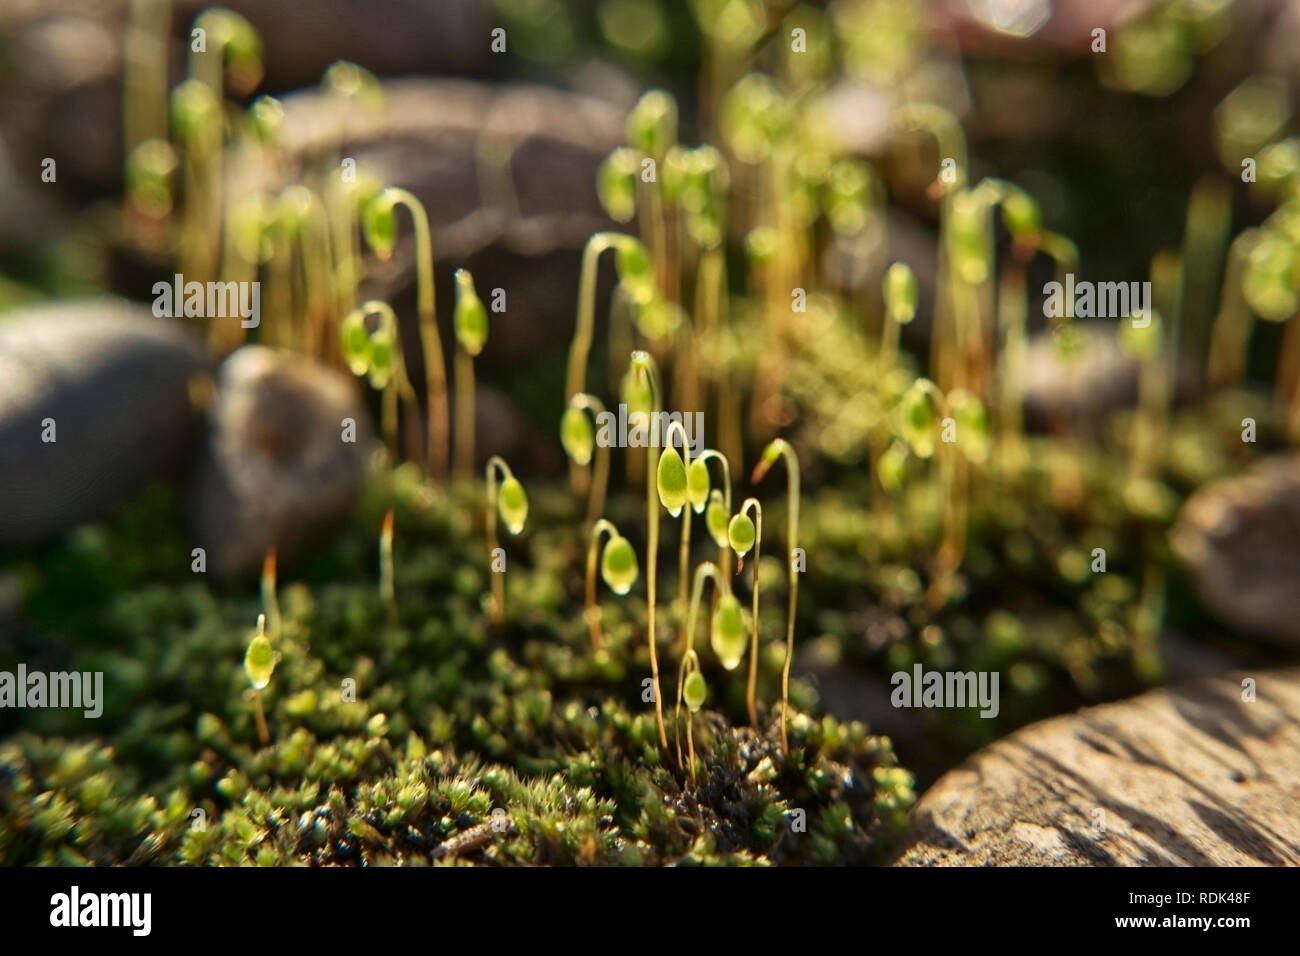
[0,0,498,207]
[893,668,1300,866]
[0,299,209,542]
[1021,321,1139,430]
[249,78,624,374]
[188,344,374,579]
[1169,454,1300,647]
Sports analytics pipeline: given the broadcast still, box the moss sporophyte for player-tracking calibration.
[341,299,416,458]
[585,519,639,652]
[730,497,762,727]
[485,456,529,626]
[453,268,489,484]
[750,439,799,754]
[630,351,669,752]
[565,233,658,489]
[363,187,450,480]
[561,392,611,529]
[674,561,749,783]
[657,419,693,621]
[243,613,278,746]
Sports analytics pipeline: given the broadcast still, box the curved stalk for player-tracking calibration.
[346,300,417,458]
[675,650,702,784]
[585,518,618,652]
[567,232,628,492]
[453,268,489,484]
[675,560,726,773]
[370,188,449,481]
[663,419,693,621]
[484,456,526,626]
[630,351,668,752]
[566,232,627,402]
[694,449,732,576]
[738,497,763,728]
[567,393,611,529]
[751,438,800,753]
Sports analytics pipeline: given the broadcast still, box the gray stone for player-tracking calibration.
[188,345,374,579]
[893,668,1300,866]
[246,78,624,374]
[1169,454,1300,647]
[0,0,497,208]
[0,299,209,542]
[1022,321,1139,430]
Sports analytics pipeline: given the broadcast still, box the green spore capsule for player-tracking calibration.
[727,513,756,558]
[948,389,991,465]
[999,187,1041,238]
[561,405,595,467]
[949,190,991,285]
[825,158,871,235]
[361,194,397,259]
[615,238,656,305]
[745,226,777,267]
[705,490,730,547]
[126,139,178,218]
[635,298,685,341]
[597,147,640,222]
[877,440,909,493]
[498,476,529,535]
[170,79,220,151]
[322,60,383,109]
[248,95,283,144]
[626,89,677,157]
[620,368,653,417]
[340,309,372,376]
[366,329,397,390]
[899,380,941,459]
[601,535,639,596]
[218,12,264,93]
[683,670,707,712]
[687,458,711,513]
[662,145,692,203]
[453,268,489,356]
[711,594,748,671]
[656,445,689,517]
[883,262,918,324]
[1242,233,1299,321]
[244,623,277,691]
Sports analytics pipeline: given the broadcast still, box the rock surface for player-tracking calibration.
[0,299,209,542]
[1169,454,1300,647]
[258,79,624,372]
[0,0,497,208]
[893,668,1300,866]
[188,345,373,579]
[1021,322,1139,430]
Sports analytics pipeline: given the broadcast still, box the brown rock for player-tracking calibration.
[1169,454,1300,647]
[893,668,1300,866]
[188,344,374,579]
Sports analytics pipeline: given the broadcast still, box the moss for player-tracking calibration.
[0,467,912,866]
